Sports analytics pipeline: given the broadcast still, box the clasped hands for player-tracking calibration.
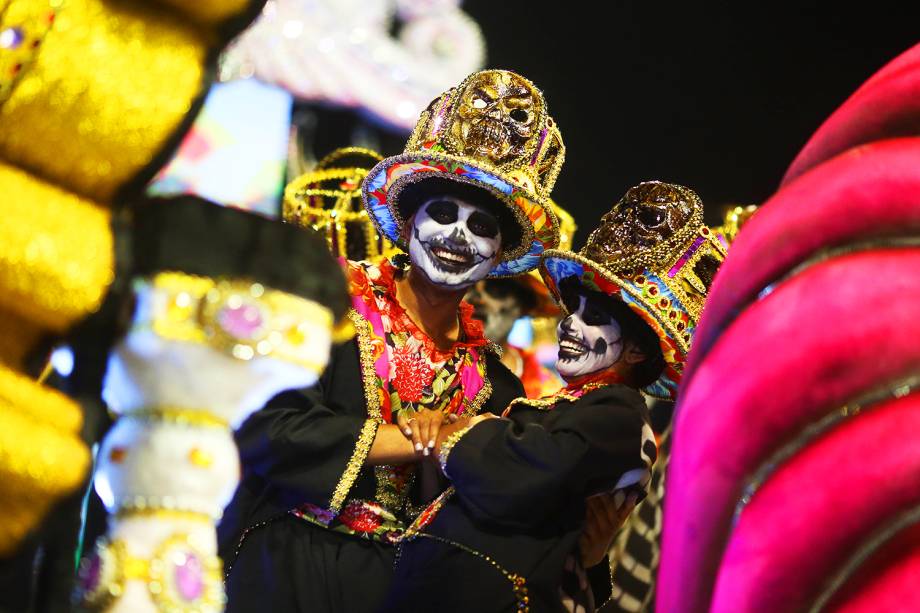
[396,408,495,458]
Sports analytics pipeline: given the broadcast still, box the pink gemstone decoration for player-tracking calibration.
[217,299,265,340]
[173,551,204,602]
[0,27,24,49]
[77,552,102,593]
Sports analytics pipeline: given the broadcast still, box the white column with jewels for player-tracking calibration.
[75,272,337,611]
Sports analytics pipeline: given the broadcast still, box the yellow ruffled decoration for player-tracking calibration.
[0,0,208,202]
[0,365,90,556]
[0,162,113,332]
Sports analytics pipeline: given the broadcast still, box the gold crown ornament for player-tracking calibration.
[362,69,565,277]
[284,147,400,261]
[540,181,727,400]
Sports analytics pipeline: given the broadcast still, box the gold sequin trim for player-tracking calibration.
[347,308,383,421]
[328,418,380,515]
[438,426,474,478]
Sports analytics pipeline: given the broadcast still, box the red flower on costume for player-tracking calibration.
[338,501,384,533]
[391,345,436,402]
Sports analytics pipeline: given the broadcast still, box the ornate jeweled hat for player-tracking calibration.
[361,69,565,277]
[540,181,728,400]
[284,147,400,261]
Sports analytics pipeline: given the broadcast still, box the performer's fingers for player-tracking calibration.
[584,500,602,539]
[618,493,639,524]
[598,493,620,529]
[397,412,413,437]
[425,418,441,453]
[409,419,423,454]
[419,417,433,456]
[448,413,460,423]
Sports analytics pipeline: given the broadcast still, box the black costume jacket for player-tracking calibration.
[218,336,523,613]
[381,384,655,613]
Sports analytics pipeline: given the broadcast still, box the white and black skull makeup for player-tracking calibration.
[408,195,502,289]
[555,293,624,380]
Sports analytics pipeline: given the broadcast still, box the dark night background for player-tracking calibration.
[451,2,918,243]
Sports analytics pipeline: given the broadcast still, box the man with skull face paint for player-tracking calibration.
[379,182,726,613]
[219,69,565,613]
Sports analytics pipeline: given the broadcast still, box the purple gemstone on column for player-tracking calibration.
[174,552,204,601]
[0,28,24,49]
[77,553,102,592]
[217,300,264,339]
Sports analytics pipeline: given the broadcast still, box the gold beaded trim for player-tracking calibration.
[348,308,383,421]
[437,425,474,478]
[503,381,611,412]
[327,418,380,516]
[414,532,531,612]
[77,533,224,612]
[133,271,335,373]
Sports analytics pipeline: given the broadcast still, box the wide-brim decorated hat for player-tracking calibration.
[361,69,565,277]
[540,181,728,400]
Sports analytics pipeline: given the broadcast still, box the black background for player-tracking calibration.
[458,1,918,243]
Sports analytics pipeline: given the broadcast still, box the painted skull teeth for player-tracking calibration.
[557,332,588,359]
[431,245,474,266]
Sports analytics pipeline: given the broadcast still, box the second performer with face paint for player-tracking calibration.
[220,69,566,613]
[379,182,725,612]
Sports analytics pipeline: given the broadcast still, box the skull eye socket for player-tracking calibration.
[561,290,581,314]
[509,108,529,123]
[467,211,500,239]
[638,207,666,227]
[472,97,488,110]
[581,299,612,327]
[425,200,458,225]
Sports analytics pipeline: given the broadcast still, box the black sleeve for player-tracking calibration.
[444,387,654,529]
[480,352,525,416]
[234,341,380,514]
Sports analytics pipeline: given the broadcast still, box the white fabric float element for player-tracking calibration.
[95,419,239,518]
[103,332,320,429]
